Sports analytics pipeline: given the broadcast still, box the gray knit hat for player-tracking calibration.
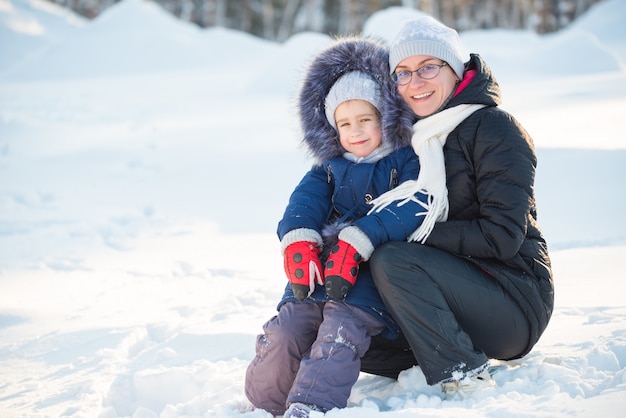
[389,16,466,80]
[324,71,383,129]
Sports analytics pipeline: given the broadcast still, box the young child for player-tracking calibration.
[244,37,428,417]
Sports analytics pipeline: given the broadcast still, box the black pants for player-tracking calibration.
[361,242,530,384]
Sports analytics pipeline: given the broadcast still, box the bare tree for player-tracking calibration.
[293,0,326,33]
[277,0,301,41]
[47,0,605,41]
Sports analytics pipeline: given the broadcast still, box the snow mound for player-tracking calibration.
[1,0,205,79]
[88,0,191,34]
[202,26,278,65]
[568,0,626,60]
[0,0,85,74]
[362,6,430,42]
[532,29,624,77]
[246,31,332,96]
[1,0,279,81]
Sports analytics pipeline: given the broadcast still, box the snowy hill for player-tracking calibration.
[1,0,626,416]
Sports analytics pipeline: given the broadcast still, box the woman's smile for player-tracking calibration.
[412,91,434,100]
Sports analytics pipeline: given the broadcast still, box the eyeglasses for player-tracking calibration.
[391,63,448,85]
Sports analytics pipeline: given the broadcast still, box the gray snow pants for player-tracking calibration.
[369,242,531,385]
[245,301,385,415]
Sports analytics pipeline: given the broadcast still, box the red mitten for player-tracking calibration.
[284,241,324,300]
[324,240,362,300]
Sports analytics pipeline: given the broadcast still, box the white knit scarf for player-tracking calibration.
[369,103,486,243]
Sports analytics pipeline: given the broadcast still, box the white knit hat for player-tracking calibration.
[389,16,466,80]
[324,71,383,129]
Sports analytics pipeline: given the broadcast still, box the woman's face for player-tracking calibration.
[394,55,460,117]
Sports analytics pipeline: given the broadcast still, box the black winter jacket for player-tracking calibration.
[425,54,554,356]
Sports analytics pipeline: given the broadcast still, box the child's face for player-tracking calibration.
[334,100,382,158]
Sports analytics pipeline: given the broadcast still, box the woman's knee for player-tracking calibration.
[370,242,409,282]
[370,242,433,288]
[370,241,409,267]
[370,241,436,270]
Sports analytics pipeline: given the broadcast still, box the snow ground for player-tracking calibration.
[1,0,625,416]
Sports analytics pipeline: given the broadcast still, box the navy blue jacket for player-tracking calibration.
[277,147,427,339]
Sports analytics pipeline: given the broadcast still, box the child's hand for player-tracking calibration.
[283,241,324,300]
[324,240,362,300]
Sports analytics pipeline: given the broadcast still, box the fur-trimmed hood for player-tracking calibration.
[297,36,414,165]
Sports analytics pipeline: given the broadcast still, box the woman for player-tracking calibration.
[361,16,554,398]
